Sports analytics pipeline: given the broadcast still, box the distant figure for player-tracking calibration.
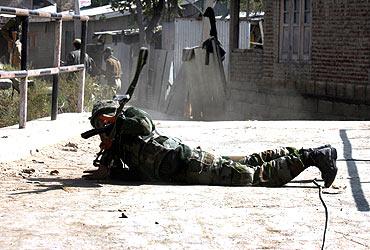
[0,17,22,69]
[102,47,122,95]
[66,38,94,74]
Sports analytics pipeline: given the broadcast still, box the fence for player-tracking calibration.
[0,6,89,128]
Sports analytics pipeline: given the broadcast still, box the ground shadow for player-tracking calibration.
[10,177,104,195]
[9,175,324,196]
[340,129,369,212]
[10,176,191,195]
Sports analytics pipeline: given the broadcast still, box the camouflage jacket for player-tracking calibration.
[114,107,192,182]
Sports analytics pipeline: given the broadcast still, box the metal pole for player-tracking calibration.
[19,16,29,129]
[77,20,87,112]
[51,19,62,120]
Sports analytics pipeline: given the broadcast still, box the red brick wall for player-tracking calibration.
[262,1,312,82]
[311,0,370,85]
[229,49,263,82]
[226,0,370,120]
[262,0,275,79]
[264,0,370,89]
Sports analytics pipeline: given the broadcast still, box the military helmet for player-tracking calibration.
[90,100,118,128]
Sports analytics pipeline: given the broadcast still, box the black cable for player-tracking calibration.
[313,179,328,250]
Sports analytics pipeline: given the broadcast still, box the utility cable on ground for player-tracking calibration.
[313,179,329,250]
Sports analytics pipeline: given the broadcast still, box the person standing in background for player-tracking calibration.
[67,38,94,75]
[102,47,122,96]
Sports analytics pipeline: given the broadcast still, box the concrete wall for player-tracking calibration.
[227,0,370,120]
[29,22,55,68]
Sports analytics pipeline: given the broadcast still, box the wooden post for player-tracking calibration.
[77,20,87,112]
[229,0,240,51]
[51,19,62,120]
[19,16,29,129]
[77,68,85,112]
[74,0,81,38]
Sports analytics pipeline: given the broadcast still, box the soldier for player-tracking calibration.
[82,100,338,188]
[102,47,122,95]
[66,38,94,74]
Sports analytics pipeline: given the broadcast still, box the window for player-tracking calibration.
[280,0,311,61]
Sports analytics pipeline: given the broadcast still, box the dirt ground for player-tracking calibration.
[0,120,369,249]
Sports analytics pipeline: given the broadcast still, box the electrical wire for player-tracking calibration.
[313,179,328,250]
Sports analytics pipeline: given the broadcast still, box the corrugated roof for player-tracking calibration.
[79,4,129,20]
[93,26,162,36]
[216,11,265,20]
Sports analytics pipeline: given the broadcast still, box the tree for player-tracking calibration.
[54,0,74,11]
[111,0,181,45]
[240,0,264,14]
[109,0,264,45]
[91,0,111,7]
[220,0,264,14]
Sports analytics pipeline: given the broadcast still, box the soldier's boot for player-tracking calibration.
[300,145,338,188]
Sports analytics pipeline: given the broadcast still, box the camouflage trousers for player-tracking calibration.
[183,147,306,187]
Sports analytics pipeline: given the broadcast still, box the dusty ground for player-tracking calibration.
[0,119,369,249]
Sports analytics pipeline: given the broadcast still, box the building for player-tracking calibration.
[228,0,370,120]
[0,0,33,9]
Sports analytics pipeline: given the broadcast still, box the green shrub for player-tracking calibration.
[0,88,19,128]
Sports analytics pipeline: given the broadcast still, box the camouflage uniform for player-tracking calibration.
[91,104,312,187]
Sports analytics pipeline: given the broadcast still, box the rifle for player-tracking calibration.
[81,47,148,180]
[81,47,149,140]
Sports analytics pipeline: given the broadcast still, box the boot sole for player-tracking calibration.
[324,147,337,188]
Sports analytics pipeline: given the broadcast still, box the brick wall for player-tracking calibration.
[226,0,370,120]
[261,0,275,79]
[312,0,370,86]
[229,49,263,82]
